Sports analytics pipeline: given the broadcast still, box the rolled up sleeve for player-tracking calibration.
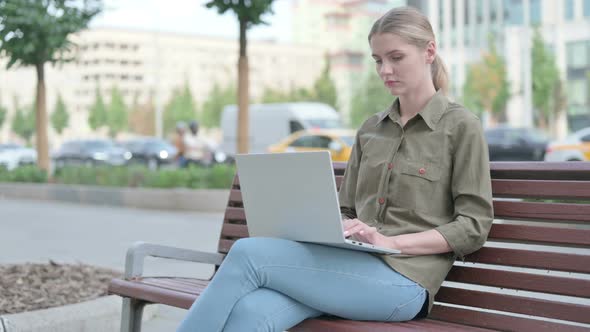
[435,116,493,259]
[339,131,362,220]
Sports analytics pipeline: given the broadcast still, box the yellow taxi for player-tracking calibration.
[544,127,590,161]
[267,129,357,162]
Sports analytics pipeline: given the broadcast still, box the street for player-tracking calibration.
[0,198,224,331]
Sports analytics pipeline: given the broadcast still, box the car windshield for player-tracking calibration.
[522,129,549,143]
[0,144,20,151]
[85,140,114,150]
[305,119,342,129]
[146,140,175,151]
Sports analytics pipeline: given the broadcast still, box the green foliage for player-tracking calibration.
[531,28,561,127]
[462,36,510,119]
[53,164,235,189]
[88,88,107,130]
[313,57,338,109]
[164,81,197,134]
[0,165,47,183]
[205,0,275,27]
[106,86,128,138]
[201,83,237,128]
[50,93,69,134]
[11,103,35,144]
[350,71,393,127]
[0,0,102,69]
[0,101,6,130]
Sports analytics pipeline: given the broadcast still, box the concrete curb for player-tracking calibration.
[0,182,229,212]
[0,295,157,332]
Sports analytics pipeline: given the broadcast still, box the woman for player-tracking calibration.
[177,6,493,332]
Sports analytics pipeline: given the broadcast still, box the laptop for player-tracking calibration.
[235,151,400,255]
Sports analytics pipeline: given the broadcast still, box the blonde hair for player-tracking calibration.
[369,6,448,93]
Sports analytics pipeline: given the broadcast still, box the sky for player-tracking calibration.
[90,0,293,42]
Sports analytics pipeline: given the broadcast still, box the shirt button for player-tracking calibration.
[378,198,385,205]
[419,167,426,175]
[387,163,394,170]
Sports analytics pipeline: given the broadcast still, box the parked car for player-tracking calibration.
[267,129,356,162]
[484,126,549,161]
[52,139,131,168]
[0,143,37,170]
[544,127,590,161]
[120,137,177,170]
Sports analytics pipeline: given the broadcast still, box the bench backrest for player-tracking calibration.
[220,161,590,331]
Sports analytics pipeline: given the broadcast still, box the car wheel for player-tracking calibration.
[148,158,158,171]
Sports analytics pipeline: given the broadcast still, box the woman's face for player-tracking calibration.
[369,32,435,96]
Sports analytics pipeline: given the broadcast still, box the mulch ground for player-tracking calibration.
[0,261,122,315]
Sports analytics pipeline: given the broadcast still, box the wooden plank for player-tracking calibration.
[445,266,590,298]
[223,207,246,222]
[464,247,590,273]
[436,287,590,324]
[228,189,242,203]
[492,179,590,200]
[108,278,198,309]
[430,305,589,332]
[218,239,235,254]
[220,223,249,239]
[490,162,590,181]
[488,223,590,246]
[291,316,494,332]
[493,200,590,222]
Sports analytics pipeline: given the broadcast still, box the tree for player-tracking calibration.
[0,0,101,171]
[11,103,36,145]
[462,36,510,126]
[313,57,338,110]
[202,83,236,128]
[206,0,276,153]
[163,81,197,135]
[50,93,69,135]
[88,87,107,131]
[532,28,562,130]
[0,99,6,131]
[129,92,156,135]
[106,86,128,138]
[350,71,393,127]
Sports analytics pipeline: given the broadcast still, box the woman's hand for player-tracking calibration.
[342,219,397,249]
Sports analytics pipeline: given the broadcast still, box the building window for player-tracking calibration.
[566,41,589,69]
[565,0,575,20]
[585,0,590,17]
[567,80,587,107]
[504,0,524,25]
[530,0,541,24]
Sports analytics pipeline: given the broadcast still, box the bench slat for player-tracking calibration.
[490,162,590,180]
[492,179,590,199]
[221,223,249,239]
[436,286,590,324]
[218,239,235,254]
[291,316,495,332]
[109,278,202,309]
[493,200,590,222]
[488,223,590,246]
[223,207,246,222]
[446,266,590,298]
[430,305,590,332]
[464,247,590,273]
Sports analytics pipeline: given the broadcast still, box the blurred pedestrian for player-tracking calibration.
[174,121,187,168]
[184,120,213,166]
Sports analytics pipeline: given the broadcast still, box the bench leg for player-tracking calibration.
[120,298,146,332]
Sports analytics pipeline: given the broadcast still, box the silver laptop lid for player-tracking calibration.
[235,151,345,243]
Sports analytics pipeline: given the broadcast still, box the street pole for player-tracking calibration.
[522,0,533,128]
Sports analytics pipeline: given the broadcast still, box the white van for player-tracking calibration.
[220,102,342,156]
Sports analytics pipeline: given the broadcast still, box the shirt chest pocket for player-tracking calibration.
[392,161,442,213]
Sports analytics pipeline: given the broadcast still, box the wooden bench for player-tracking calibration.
[109,162,590,332]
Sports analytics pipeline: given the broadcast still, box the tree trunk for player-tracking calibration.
[237,19,249,154]
[35,62,49,172]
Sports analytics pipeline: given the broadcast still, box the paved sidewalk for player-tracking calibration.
[0,198,224,331]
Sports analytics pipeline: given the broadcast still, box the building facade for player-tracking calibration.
[0,27,325,146]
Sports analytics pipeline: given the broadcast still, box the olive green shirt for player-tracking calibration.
[338,90,493,313]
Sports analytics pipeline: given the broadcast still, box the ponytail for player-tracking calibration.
[431,55,449,94]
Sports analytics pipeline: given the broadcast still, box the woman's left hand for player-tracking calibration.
[343,219,394,249]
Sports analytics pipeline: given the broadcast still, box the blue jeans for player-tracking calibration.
[177,237,426,332]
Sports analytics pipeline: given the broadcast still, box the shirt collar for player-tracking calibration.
[376,90,448,130]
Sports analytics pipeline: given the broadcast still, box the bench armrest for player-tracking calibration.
[124,241,226,278]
